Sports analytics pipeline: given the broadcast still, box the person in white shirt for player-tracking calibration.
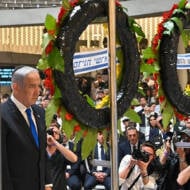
[119,141,158,190]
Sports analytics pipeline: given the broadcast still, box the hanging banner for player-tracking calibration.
[73,48,109,75]
[177,53,190,69]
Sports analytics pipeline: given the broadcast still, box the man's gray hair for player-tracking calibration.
[11,66,39,86]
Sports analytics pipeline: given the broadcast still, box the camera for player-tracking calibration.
[132,149,149,163]
[46,128,54,136]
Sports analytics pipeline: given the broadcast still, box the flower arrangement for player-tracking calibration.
[37,0,190,157]
[37,0,144,158]
[141,0,190,128]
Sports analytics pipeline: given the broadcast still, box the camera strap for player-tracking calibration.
[128,173,141,190]
[126,165,135,179]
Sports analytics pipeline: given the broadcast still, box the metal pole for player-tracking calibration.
[108,0,119,189]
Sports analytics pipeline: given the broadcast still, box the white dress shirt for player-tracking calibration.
[119,155,157,190]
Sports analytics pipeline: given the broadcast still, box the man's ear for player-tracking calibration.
[12,82,20,93]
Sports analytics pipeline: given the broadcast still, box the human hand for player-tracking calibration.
[137,159,149,173]
[95,172,106,182]
[44,186,52,190]
[47,134,56,146]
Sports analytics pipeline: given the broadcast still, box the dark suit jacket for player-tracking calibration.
[66,141,81,176]
[1,98,51,190]
[86,144,111,176]
[118,140,142,165]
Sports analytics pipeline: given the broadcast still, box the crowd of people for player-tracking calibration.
[1,65,190,190]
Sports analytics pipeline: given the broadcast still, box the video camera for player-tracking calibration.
[132,149,149,163]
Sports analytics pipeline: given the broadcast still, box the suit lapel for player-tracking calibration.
[94,144,98,159]
[7,99,38,149]
[32,106,45,149]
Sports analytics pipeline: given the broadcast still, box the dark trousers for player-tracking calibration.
[83,173,111,190]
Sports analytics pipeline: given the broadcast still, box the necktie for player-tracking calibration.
[100,145,106,160]
[132,145,137,153]
[26,108,39,148]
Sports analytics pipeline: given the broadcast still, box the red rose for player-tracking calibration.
[65,112,73,121]
[74,124,81,132]
[159,96,165,103]
[70,0,79,7]
[146,58,155,65]
[43,68,55,95]
[116,0,121,7]
[45,41,53,55]
[58,6,67,24]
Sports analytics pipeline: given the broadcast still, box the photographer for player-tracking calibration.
[156,132,180,190]
[175,129,190,189]
[119,141,158,190]
[46,123,78,190]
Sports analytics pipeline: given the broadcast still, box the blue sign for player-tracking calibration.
[73,48,109,75]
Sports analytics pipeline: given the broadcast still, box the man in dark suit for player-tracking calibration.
[118,126,144,165]
[1,66,52,190]
[63,132,82,190]
[83,131,111,190]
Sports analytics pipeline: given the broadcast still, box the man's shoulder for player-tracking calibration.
[1,98,14,113]
[119,140,130,148]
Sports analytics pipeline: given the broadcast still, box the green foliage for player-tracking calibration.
[83,94,96,107]
[128,17,145,38]
[47,48,64,72]
[179,0,187,9]
[37,58,49,70]
[62,119,76,139]
[81,129,97,159]
[45,98,60,127]
[161,101,175,129]
[142,47,157,59]
[131,98,140,106]
[124,108,142,124]
[45,14,57,31]
[116,47,124,86]
[140,63,157,74]
[171,17,183,33]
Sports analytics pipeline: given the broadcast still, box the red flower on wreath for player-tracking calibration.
[43,68,55,95]
[146,58,155,65]
[162,4,178,21]
[153,73,159,81]
[74,124,81,132]
[174,109,187,121]
[45,41,53,55]
[152,4,179,51]
[159,95,165,103]
[65,112,74,121]
[70,0,79,7]
[57,6,67,25]
[116,0,121,6]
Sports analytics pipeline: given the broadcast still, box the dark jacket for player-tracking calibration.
[1,98,51,190]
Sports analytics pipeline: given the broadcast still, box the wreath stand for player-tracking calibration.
[108,1,119,189]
